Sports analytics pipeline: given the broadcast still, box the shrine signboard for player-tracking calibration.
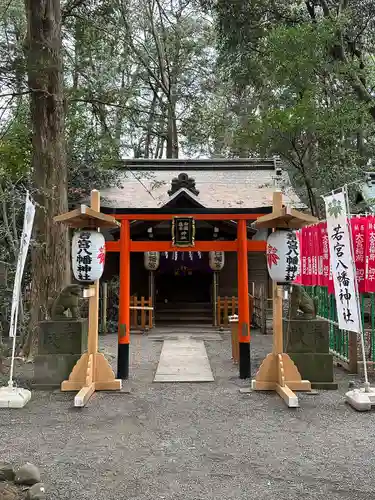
[172,217,195,247]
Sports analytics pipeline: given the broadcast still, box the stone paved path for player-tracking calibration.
[2,330,375,500]
[154,338,214,382]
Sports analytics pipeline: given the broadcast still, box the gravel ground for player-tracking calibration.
[1,330,375,500]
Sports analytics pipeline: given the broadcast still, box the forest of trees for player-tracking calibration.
[0,0,375,352]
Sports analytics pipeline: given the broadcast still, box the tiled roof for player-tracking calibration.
[99,159,303,209]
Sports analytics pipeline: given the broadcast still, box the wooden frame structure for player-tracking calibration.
[217,296,238,327]
[130,295,154,330]
[251,191,318,407]
[54,190,122,407]
[105,211,269,380]
[216,296,255,328]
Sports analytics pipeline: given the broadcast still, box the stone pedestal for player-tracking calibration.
[283,318,337,390]
[33,320,88,389]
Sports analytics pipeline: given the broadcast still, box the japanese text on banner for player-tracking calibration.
[324,191,361,333]
[301,229,307,284]
[293,230,302,284]
[320,222,329,287]
[312,225,319,286]
[365,215,375,293]
[351,216,367,293]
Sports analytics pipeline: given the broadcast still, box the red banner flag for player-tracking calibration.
[293,230,302,284]
[365,216,375,293]
[293,216,375,293]
[312,225,320,286]
[351,216,367,293]
[316,223,323,286]
[320,222,330,289]
[301,227,308,286]
[310,226,315,286]
[306,227,313,286]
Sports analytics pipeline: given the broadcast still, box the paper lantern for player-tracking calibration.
[72,230,106,282]
[144,251,160,271]
[209,251,225,271]
[266,230,300,283]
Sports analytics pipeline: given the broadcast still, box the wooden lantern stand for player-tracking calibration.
[251,191,318,408]
[54,190,122,407]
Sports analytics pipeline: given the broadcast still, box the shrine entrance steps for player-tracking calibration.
[148,325,224,342]
[155,301,212,326]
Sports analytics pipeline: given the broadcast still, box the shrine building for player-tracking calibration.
[98,158,302,331]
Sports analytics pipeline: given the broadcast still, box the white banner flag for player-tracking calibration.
[9,192,35,338]
[324,191,361,333]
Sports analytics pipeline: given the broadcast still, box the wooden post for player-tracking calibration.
[231,318,239,363]
[149,271,155,327]
[148,296,153,329]
[237,219,251,378]
[261,284,267,334]
[132,296,137,328]
[217,296,221,327]
[231,296,236,317]
[213,271,218,327]
[251,190,314,407]
[141,296,146,329]
[249,295,253,326]
[117,219,130,379]
[58,189,122,407]
[101,282,108,334]
[272,192,283,356]
[88,190,100,356]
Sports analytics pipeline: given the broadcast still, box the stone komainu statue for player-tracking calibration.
[51,284,82,320]
[290,285,319,320]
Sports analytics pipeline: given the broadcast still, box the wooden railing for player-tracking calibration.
[217,296,255,327]
[217,296,238,327]
[130,295,153,331]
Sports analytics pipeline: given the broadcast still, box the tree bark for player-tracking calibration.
[145,87,159,158]
[166,99,179,158]
[24,0,69,356]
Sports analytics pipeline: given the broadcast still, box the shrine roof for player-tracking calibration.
[99,158,303,211]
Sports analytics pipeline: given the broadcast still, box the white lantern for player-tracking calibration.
[209,251,225,271]
[72,230,106,282]
[266,229,300,283]
[144,251,160,271]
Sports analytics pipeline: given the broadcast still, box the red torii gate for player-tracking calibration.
[106,212,267,380]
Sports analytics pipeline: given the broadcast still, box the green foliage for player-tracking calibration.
[0,106,31,181]
[202,0,375,214]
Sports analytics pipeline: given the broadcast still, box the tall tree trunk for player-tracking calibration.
[24,0,69,356]
[145,89,159,158]
[166,103,174,159]
[166,99,179,158]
